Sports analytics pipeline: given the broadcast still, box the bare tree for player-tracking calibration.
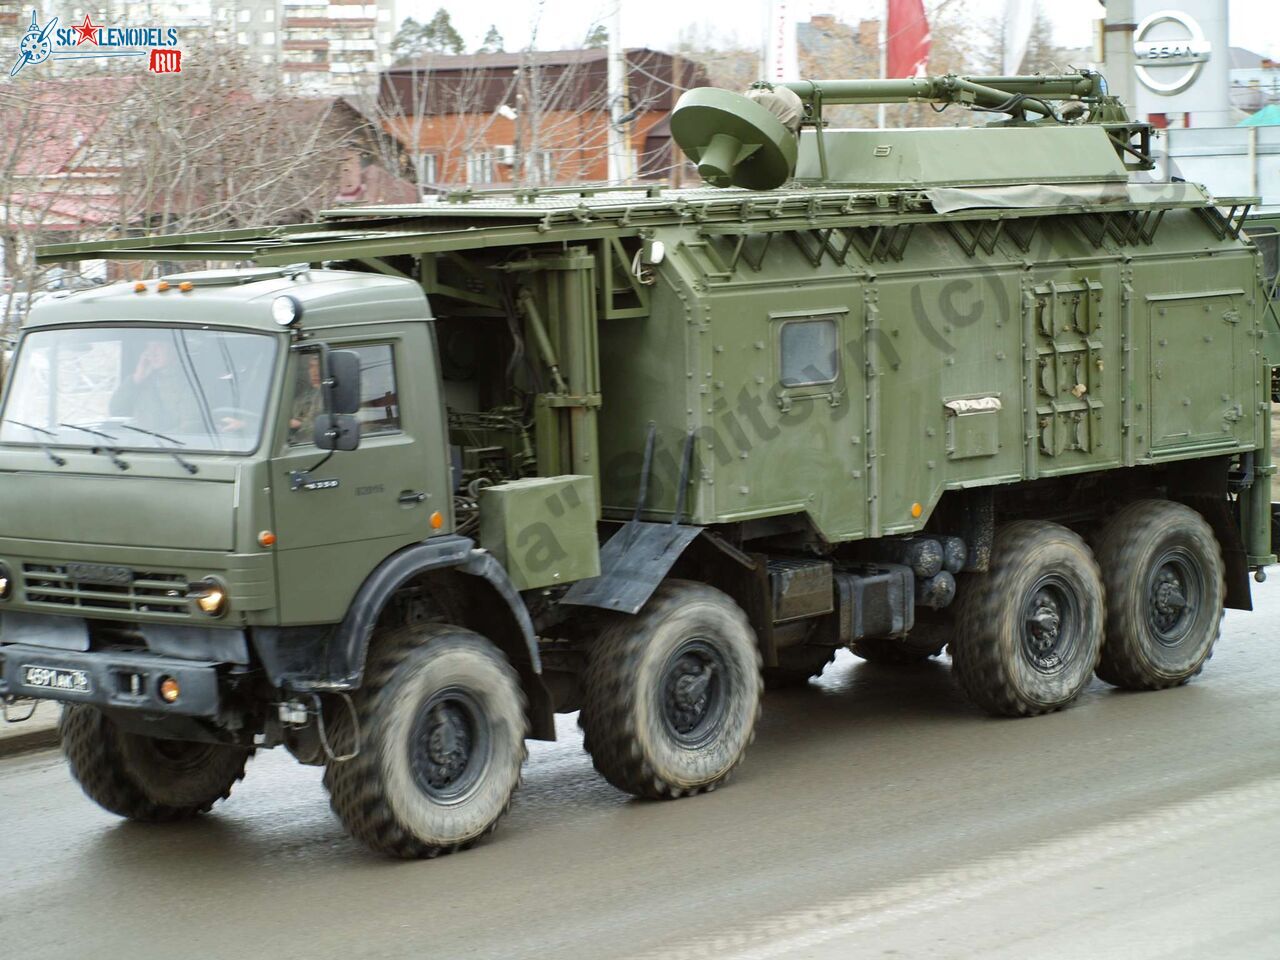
[0,36,403,326]
[974,1,1072,77]
[0,75,134,335]
[674,24,760,93]
[107,40,358,235]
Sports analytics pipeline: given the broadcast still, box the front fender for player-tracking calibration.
[253,535,539,691]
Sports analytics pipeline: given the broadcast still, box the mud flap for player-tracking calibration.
[559,522,703,614]
[562,421,702,614]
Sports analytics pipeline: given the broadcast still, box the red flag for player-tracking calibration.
[886,0,931,78]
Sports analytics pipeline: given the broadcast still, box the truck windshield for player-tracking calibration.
[0,326,278,455]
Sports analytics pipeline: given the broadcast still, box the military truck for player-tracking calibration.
[2,72,1277,858]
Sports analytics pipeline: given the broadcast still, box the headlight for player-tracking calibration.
[189,577,228,617]
[272,295,303,327]
[0,561,11,600]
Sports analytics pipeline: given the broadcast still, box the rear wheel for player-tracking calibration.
[60,705,250,821]
[580,580,762,798]
[324,624,527,859]
[1093,500,1224,690]
[951,521,1104,717]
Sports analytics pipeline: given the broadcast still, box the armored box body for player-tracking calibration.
[597,194,1263,544]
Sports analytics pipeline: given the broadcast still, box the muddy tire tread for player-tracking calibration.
[59,705,248,822]
[952,521,1104,718]
[1092,499,1223,690]
[580,580,762,800]
[323,624,527,859]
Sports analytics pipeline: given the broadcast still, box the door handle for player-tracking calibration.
[398,490,426,505]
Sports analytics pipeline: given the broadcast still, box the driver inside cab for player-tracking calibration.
[110,338,256,437]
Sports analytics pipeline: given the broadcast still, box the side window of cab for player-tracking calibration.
[287,343,401,446]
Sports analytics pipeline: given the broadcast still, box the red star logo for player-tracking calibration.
[71,14,99,46]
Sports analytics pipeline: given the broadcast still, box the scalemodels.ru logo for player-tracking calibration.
[10,8,183,76]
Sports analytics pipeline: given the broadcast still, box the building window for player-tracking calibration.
[415,153,438,185]
[238,8,251,22]
[780,317,839,387]
[530,150,555,183]
[466,152,495,185]
[262,31,275,45]
[263,8,274,21]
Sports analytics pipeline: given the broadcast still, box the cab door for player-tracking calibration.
[269,327,445,624]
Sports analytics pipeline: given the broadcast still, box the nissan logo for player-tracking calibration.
[1133,10,1212,96]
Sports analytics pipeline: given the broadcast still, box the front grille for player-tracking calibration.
[22,563,191,616]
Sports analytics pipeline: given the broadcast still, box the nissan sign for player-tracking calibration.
[1133,10,1212,95]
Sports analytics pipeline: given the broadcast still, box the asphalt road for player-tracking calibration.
[4,583,1280,960]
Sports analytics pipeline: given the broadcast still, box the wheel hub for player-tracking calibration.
[1020,575,1080,672]
[425,703,472,787]
[666,654,715,733]
[659,639,727,747]
[410,688,489,802]
[147,737,217,772]
[1151,567,1188,631]
[1026,592,1062,653]
[1146,551,1199,645]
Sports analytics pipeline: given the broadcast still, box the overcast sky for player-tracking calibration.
[396,0,1278,59]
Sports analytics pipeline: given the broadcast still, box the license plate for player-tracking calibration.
[65,562,133,586]
[23,664,92,695]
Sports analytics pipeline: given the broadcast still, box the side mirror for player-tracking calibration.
[326,350,361,415]
[314,413,360,451]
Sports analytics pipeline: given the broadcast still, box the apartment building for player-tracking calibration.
[4,0,395,93]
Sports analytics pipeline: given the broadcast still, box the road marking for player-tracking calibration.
[630,775,1280,960]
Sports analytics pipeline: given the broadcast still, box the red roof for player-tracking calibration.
[5,193,120,230]
[0,78,138,178]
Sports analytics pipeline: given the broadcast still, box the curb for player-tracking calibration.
[0,723,60,758]
[0,703,62,759]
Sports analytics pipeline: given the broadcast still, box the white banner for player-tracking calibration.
[1002,0,1035,75]
[763,0,799,83]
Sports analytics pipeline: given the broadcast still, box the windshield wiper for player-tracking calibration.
[118,424,198,475]
[58,421,117,442]
[3,418,66,467]
[57,421,130,469]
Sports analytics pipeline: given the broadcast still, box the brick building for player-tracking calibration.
[377,48,706,189]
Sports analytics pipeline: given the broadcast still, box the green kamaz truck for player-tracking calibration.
[2,73,1279,858]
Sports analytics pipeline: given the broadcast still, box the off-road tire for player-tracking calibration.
[1092,499,1224,690]
[763,644,837,689]
[59,705,250,821]
[324,624,527,859]
[951,521,1104,717]
[580,580,763,799]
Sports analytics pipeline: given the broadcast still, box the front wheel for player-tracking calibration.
[324,624,527,859]
[951,521,1104,717]
[580,580,762,798]
[60,706,251,821]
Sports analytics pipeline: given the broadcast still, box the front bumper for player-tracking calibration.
[0,644,221,717]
